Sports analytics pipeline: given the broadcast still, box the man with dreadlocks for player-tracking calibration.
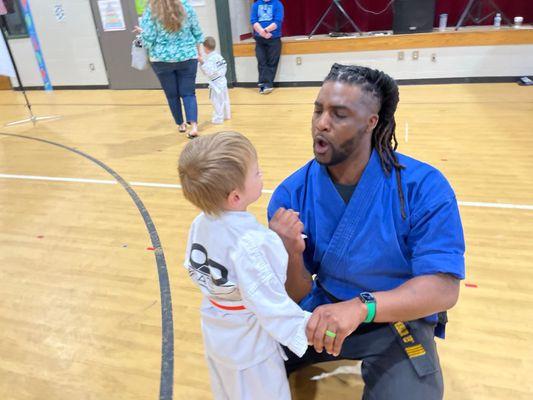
[268,64,465,399]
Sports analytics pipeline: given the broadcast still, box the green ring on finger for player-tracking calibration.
[325,330,337,338]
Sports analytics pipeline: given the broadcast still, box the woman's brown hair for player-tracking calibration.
[149,0,187,32]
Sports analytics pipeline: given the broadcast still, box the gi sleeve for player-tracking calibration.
[233,232,310,357]
[200,58,218,80]
[408,179,465,280]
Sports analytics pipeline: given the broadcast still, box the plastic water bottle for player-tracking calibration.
[439,14,448,32]
[494,13,502,28]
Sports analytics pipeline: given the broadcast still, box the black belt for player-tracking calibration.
[316,279,436,377]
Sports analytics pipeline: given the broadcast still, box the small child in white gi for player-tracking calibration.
[179,131,310,400]
[199,37,231,124]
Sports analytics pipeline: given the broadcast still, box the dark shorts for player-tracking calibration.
[285,320,443,400]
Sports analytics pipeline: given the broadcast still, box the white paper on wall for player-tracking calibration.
[97,0,126,31]
[0,32,16,77]
[190,0,206,6]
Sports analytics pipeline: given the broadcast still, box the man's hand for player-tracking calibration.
[269,207,305,254]
[306,298,367,357]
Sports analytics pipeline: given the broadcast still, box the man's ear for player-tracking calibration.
[368,114,379,133]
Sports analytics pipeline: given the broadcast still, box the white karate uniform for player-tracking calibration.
[200,51,231,124]
[184,211,311,400]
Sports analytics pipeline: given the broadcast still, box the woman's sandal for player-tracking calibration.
[178,124,187,133]
[187,123,198,139]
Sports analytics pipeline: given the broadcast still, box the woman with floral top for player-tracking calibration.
[139,0,204,138]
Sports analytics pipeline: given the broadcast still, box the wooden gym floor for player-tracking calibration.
[0,84,532,399]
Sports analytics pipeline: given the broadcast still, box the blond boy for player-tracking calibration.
[199,37,231,124]
[179,131,309,400]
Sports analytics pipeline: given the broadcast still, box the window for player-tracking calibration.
[0,0,29,38]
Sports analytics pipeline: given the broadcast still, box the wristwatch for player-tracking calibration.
[359,292,376,323]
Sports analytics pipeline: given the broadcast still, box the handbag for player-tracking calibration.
[131,36,148,71]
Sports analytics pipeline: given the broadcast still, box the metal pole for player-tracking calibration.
[1,24,36,123]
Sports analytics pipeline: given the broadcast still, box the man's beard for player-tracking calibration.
[315,133,360,167]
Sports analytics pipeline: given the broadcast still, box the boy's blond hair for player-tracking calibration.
[178,131,257,215]
[203,36,216,51]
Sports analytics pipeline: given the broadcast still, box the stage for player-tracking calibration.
[232,25,533,85]
[233,26,533,57]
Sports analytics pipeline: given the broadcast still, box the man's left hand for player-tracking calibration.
[306,298,367,357]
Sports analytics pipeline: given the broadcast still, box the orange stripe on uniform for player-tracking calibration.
[209,299,246,311]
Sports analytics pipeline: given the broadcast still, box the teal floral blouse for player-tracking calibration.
[140,1,204,62]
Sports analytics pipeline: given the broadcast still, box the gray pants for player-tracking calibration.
[285,320,443,400]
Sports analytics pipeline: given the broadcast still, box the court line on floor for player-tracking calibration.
[0,134,174,400]
[2,172,532,211]
[1,100,531,107]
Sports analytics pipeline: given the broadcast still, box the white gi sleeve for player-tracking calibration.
[232,232,310,357]
[200,58,219,81]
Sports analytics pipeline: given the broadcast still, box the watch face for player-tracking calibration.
[360,292,375,303]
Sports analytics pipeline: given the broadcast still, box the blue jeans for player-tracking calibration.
[151,59,198,125]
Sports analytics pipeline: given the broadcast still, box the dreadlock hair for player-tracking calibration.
[324,63,407,219]
[149,0,186,32]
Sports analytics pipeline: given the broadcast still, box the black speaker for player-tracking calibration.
[393,0,436,34]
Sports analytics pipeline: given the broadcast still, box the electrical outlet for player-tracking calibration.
[412,51,419,60]
[89,63,95,71]
[431,53,437,62]
[296,56,302,65]
[398,51,404,61]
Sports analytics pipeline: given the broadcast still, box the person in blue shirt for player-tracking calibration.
[268,64,465,399]
[250,0,284,94]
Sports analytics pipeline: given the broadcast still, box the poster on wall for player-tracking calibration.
[190,0,206,6]
[135,0,147,16]
[20,0,53,90]
[97,0,126,31]
[54,3,66,22]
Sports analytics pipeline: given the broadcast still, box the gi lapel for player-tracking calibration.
[320,150,386,284]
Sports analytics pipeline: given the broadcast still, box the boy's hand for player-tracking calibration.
[269,208,305,254]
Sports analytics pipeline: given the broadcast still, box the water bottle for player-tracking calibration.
[439,14,448,32]
[494,13,502,28]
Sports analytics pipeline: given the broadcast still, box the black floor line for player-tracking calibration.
[0,131,174,400]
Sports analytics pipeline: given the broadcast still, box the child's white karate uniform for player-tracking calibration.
[184,211,310,400]
[200,51,231,124]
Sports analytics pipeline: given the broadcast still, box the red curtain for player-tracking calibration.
[281,0,533,37]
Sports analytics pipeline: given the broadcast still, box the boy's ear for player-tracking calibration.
[227,190,240,207]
